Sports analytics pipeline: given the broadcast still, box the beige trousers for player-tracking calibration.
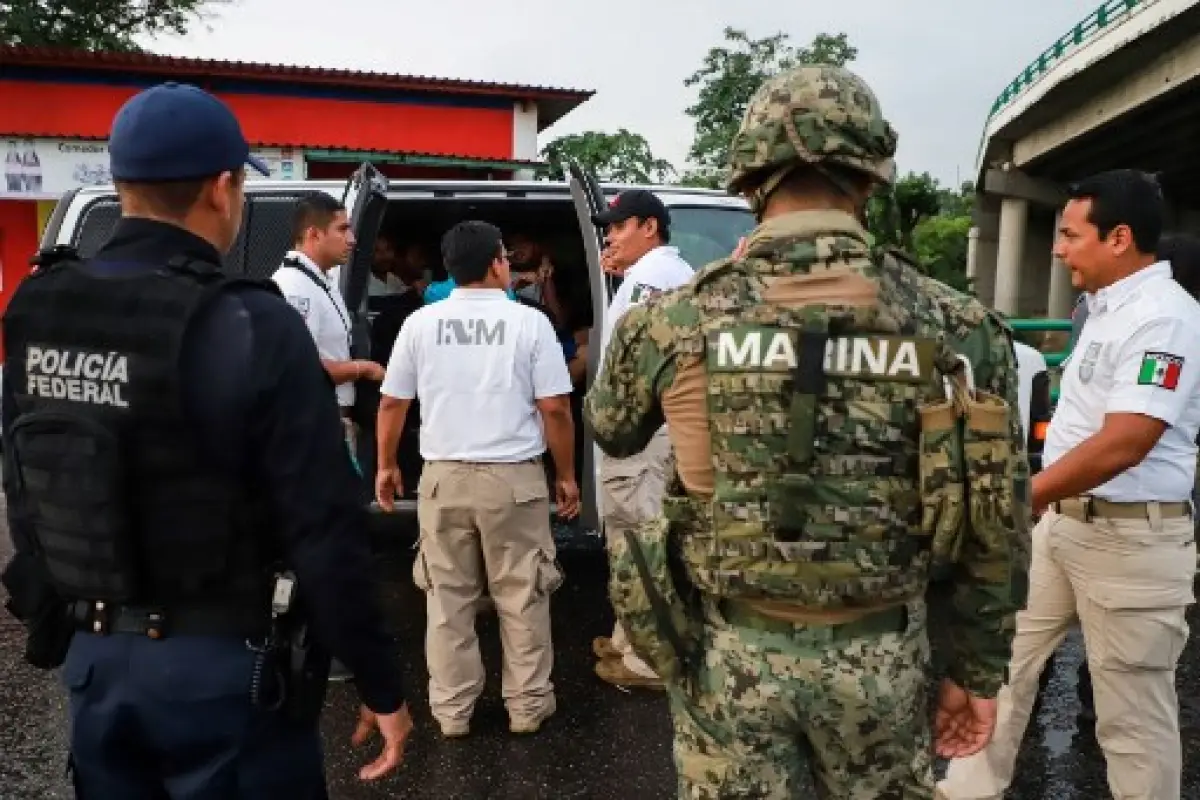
[938,508,1196,800]
[599,427,675,678]
[412,460,563,726]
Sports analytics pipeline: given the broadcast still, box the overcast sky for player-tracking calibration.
[145,0,1102,186]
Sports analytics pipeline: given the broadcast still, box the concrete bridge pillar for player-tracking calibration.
[1046,209,1075,318]
[994,197,1028,315]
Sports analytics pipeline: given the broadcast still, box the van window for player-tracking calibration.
[669,205,755,269]
[67,196,253,274]
[71,199,121,258]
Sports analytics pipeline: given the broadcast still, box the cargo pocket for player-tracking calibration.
[1088,583,1192,671]
[512,470,550,506]
[411,536,433,594]
[600,456,650,527]
[533,549,564,598]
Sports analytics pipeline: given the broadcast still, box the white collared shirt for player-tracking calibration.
[1045,261,1200,501]
[599,245,695,372]
[382,287,573,462]
[272,250,356,407]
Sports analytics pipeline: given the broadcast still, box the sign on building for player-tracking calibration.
[2,138,305,200]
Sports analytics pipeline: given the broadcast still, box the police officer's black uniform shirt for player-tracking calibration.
[1,219,406,714]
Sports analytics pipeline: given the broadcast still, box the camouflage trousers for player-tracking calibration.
[667,597,935,799]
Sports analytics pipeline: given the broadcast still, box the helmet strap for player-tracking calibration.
[748,162,864,222]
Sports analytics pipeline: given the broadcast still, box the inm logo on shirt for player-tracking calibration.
[437,318,506,346]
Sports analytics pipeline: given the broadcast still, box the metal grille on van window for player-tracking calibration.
[243,193,305,280]
[69,197,249,275]
[71,200,121,258]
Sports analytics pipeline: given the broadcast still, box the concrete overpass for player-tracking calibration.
[969,0,1200,317]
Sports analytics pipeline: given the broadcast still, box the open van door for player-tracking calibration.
[336,163,390,501]
[567,160,611,536]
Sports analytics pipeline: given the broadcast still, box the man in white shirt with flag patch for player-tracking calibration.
[589,189,694,690]
[938,170,1200,800]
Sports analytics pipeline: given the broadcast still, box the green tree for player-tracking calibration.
[912,215,973,292]
[682,28,857,179]
[867,172,942,253]
[540,129,676,184]
[868,173,975,293]
[1,0,229,51]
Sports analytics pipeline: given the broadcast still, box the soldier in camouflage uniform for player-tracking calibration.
[584,65,1030,798]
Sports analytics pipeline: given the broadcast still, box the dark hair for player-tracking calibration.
[442,220,504,285]
[115,169,244,219]
[1159,232,1200,301]
[1066,169,1164,253]
[291,192,346,245]
[644,217,671,245]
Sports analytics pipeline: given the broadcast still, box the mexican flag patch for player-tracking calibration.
[1137,351,1184,390]
[629,283,663,304]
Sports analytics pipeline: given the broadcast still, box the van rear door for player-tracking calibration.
[335,163,390,495]
[567,161,611,534]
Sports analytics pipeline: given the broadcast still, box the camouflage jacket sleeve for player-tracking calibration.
[947,313,1032,697]
[584,303,672,458]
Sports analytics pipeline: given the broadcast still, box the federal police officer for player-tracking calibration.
[0,83,412,797]
[376,220,578,738]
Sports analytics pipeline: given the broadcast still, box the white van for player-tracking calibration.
[36,163,1048,548]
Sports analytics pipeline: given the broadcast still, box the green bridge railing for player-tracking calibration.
[986,0,1151,122]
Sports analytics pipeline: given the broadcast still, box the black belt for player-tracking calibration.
[69,600,268,640]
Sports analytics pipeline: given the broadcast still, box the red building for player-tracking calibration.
[0,45,593,309]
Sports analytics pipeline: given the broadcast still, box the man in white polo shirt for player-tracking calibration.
[589,190,694,690]
[938,170,1200,800]
[375,220,579,738]
[272,192,386,413]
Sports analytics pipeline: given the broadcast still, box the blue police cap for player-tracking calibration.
[109,82,271,182]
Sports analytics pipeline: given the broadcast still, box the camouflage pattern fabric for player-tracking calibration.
[585,64,1028,798]
[725,65,898,211]
[668,599,934,799]
[585,209,1027,797]
[899,265,1033,694]
[586,210,1025,659]
[607,513,703,684]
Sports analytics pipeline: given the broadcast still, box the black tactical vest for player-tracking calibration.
[3,249,278,610]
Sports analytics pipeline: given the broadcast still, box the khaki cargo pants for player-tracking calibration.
[599,427,674,677]
[939,502,1196,800]
[413,459,564,727]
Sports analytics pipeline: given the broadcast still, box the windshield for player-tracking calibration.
[669,205,756,269]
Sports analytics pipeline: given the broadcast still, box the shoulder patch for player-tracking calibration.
[1137,351,1184,390]
[285,295,311,318]
[629,283,663,305]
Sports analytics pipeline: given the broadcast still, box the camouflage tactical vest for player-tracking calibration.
[666,242,965,610]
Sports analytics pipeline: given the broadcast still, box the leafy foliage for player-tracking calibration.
[867,173,975,292]
[683,28,857,177]
[0,0,228,51]
[540,129,676,184]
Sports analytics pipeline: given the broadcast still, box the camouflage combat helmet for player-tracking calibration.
[726,65,899,209]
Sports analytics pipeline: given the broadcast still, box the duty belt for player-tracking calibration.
[69,600,268,640]
[1052,496,1192,523]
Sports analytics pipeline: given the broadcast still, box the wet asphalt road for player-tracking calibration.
[5,514,1200,799]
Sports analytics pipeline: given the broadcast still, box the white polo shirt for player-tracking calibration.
[272,251,356,408]
[599,245,695,372]
[1044,261,1200,501]
[382,288,573,462]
